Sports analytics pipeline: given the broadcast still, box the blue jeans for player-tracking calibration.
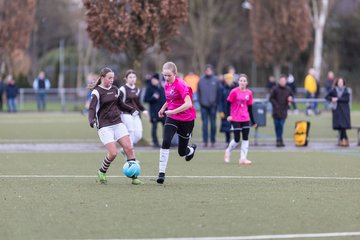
[7,98,17,112]
[36,92,47,111]
[305,92,318,113]
[273,118,286,140]
[200,105,217,144]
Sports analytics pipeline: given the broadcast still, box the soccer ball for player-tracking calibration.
[122,160,141,178]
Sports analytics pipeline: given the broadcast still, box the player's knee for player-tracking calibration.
[108,151,117,160]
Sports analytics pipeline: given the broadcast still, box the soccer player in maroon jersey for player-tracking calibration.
[88,67,144,185]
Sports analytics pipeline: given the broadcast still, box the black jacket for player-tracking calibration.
[218,81,238,132]
[269,85,292,119]
[6,83,19,99]
[325,87,351,130]
[144,83,166,122]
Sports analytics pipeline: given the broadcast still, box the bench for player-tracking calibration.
[352,126,360,146]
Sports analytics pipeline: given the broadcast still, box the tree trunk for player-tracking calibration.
[273,64,281,81]
[312,0,329,80]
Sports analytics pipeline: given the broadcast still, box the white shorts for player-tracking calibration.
[98,123,129,145]
[121,114,143,132]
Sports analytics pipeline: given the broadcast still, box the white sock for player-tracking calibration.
[159,148,170,173]
[186,146,194,156]
[226,139,239,154]
[240,140,249,161]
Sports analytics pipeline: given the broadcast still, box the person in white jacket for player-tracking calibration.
[33,71,51,111]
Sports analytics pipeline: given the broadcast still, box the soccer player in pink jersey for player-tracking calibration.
[224,74,257,165]
[156,62,197,184]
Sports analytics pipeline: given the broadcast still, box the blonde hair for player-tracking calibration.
[162,62,177,75]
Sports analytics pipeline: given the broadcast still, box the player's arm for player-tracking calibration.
[133,88,146,111]
[158,102,168,118]
[88,92,98,128]
[117,91,137,114]
[248,105,257,127]
[165,95,192,116]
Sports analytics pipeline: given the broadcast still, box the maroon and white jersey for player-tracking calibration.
[88,85,134,129]
[119,85,146,114]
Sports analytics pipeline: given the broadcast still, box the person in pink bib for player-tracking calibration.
[156,62,197,184]
[224,73,257,165]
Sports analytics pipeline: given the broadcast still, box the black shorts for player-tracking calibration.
[231,121,250,131]
[165,117,194,139]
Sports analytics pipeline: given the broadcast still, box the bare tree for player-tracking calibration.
[311,0,329,80]
[83,0,188,76]
[250,0,312,79]
[0,0,36,77]
[176,0,249,74]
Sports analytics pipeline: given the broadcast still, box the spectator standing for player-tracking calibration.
[197,64,220,147]
[5,75,19,113]
[0,78,4,112]
[269,75,293,147]
[287,74,298,114]
[218,73,238,146]
[325,77,351,147]
[184,71,200,110]
[324,71,335,95]
[33,71,51,111]
[266,75,276,113]
[82,73,97,115]
[143,73,152,87]
[227,65,239,83]
[144,73,166,148]
[324,71,335,110]
[304,68,319,115]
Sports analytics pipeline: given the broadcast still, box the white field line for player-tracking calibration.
[0,175,360,180]
[83,231,360,240]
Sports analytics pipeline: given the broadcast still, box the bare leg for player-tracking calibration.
[117,135,135,160]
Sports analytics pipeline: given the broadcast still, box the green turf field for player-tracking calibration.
[1,151,360,239]
[0,111,359,144]
[0,112,360,239]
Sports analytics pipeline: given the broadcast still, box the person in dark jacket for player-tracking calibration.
[324,71,335,110]
[325,77,351,147]
[197,64,220,147]
[287,74,298,114]
[5,76,19,113]
[269,75,293,147]
[144,73,166,148]
[218,73,238,146]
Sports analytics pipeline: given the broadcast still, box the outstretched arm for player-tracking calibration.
[117,91,136,114]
